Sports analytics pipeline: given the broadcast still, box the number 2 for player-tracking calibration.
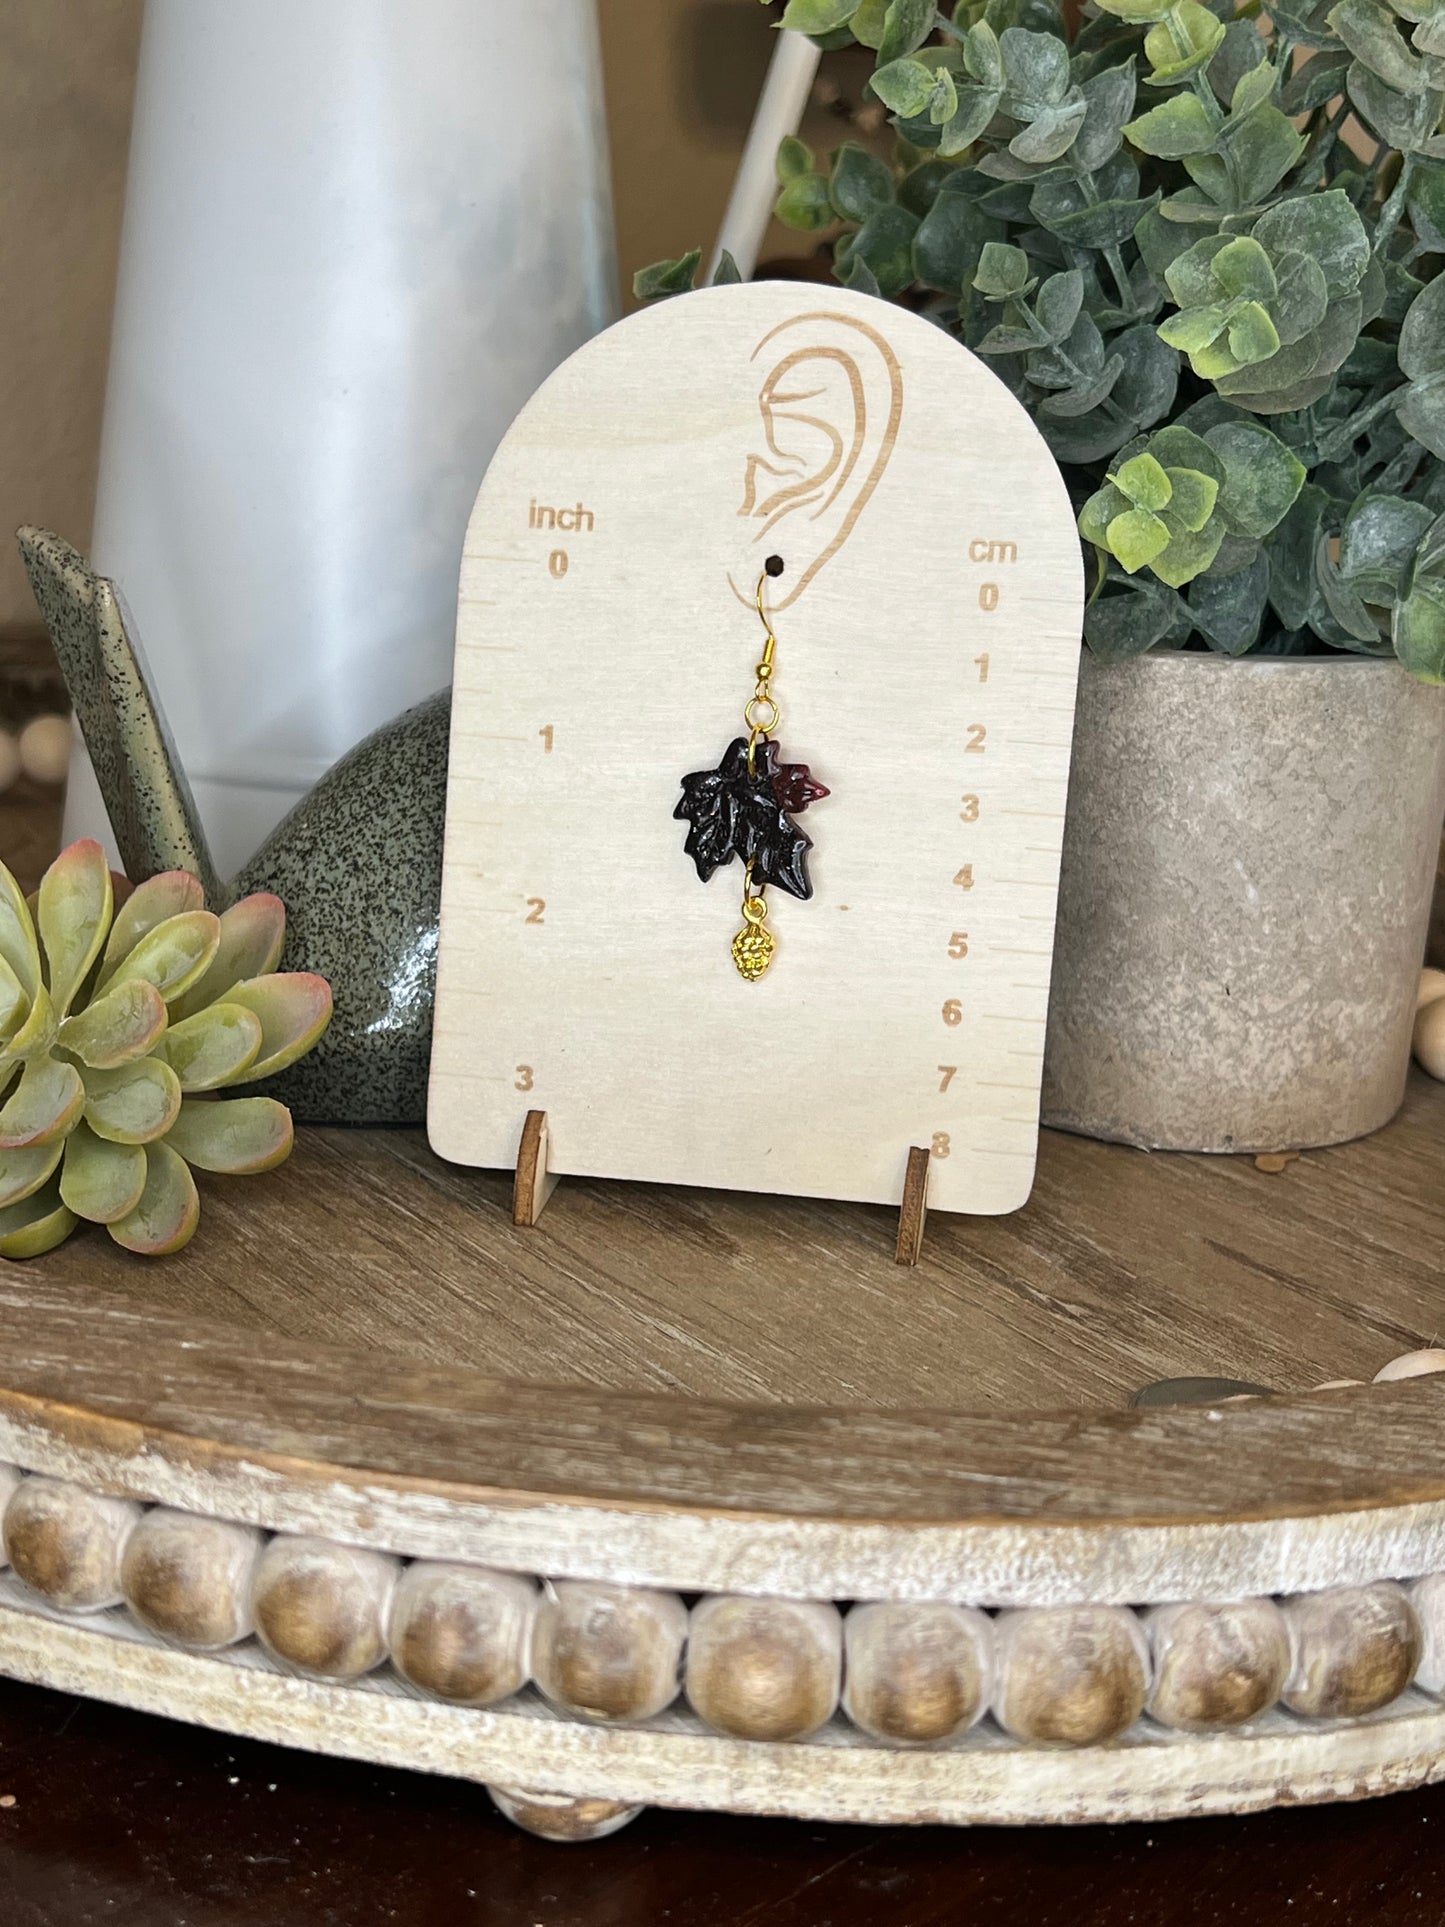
[525,898,546,923]
[965,724,987,753]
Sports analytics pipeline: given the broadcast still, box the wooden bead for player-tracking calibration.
[843,1600,992,1745]
[1415,997,1445,1080]
[252,1535,398,1679]
[17,713,73,786]
[388,1561,536,1706]
[1283,1583,1421,1719]
[1418,966,1445,1012]
[487,1784,643,1841]
[1374,1349,1445,1382]
[992,1606,1149,1746]
[2,1476,140,1611]
[1408,1573,1445,1694]
[1145,1598,1289,1730]
[531,1580,685,1724]
[686,1595,842,1742]
[0,1465,19,1565]
[120,1507,262,1649]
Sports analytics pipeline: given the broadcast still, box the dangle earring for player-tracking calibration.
[674,556,829,981]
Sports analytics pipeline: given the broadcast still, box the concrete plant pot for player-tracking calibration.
[1042,650,1445,1152]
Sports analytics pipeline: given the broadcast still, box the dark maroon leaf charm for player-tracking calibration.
[675,736,828,900]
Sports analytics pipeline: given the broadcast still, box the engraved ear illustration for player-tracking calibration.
[729,310,904,611]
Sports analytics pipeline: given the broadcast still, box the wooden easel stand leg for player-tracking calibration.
[513,1110,560,1226]
[895,1145,930,1266]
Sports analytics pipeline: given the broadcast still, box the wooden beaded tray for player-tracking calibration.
[0,1077,1441,1839]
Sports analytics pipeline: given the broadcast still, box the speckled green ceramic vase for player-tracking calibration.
[18,527,447,1125]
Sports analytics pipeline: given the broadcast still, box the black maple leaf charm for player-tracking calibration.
[675,736,829,900]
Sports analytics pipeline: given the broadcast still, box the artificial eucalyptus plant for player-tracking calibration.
[639,0,1445,677]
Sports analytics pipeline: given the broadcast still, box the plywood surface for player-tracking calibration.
[431,281,1084,1216]
[15,1072,1445,1418]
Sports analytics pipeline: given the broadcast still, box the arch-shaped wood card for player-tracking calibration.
[429,282,1085,1214]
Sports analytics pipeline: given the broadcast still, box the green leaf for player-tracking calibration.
[0,1137,64,1211]
[1339,493,1435,595]
[1395,575,1445,677]
[1281,47,1353,112]
[1080,482,1133,547]
[1030,172,1158,248]
[1254,192,1370,301]
[0,1174,76,1259]
[214,975,333,1086]
[0,860,40,1006]
[1400,274,1445,378]
[774,172,836,230]
[1092,0,1177,21]
[166,1097,294,1176]
[60,1122,146,1225]
[1188,548,1270,652]
[998,27,1072,107]
[108,1141,199,1257]
[1144,0,1227,80]
[963,20,1004,86]
[1221,102,1307,205]
[56,978,167,1070]
[776,136,815,185]
[851,0,891,45]
[1230,59,1277,116]
[101,909,221,1007]
[871,55,937,114]
[1116,451,1175,510]
[99,870,205,982]
[1205,420,1308,535]
[1159,300,1233,355]
[37,839,111,1020]
[1330,0,1430,91]
[911,183,1000,289]
[1162,466,1220,531]
[1084,575,1184,656]
[1267,483,1330,629]
[1009,98,1088,162]
[830,143,897,220]
[973,238,1033,294]
[154,1002,264,1093]
[781,0,862,31]
[847,201,921,294]
[1151,517,1228,585]
[1211,236,1277,301]
[1109,504,1173,569]
[631,253,701,304]
[927,66,959,122]
[1225,300,1282,366]
[1270,251,1330,346]
[1125,91,1219,158]
[1073,60,1138,170]
[877,0,937,60]
[1348,61,1445,150]
[1398,368,1445,454]
[183,894,289,1017]
[711,250,742,287]
[83,1058,183,1146]
[0,1057,84,1151]
[1035,268,1084,342]
[938,80,1003,152]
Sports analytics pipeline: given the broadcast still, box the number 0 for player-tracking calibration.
[549,549,568,579]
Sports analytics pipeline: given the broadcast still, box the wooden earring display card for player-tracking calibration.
[429,282,1084,1217]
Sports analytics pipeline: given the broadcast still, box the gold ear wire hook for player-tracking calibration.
[746,559,783,772]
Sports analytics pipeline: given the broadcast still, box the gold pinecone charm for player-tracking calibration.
[732,897,775,981]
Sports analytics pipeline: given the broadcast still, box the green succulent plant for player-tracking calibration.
[639,0,1445,680]
[0,840,333,1259]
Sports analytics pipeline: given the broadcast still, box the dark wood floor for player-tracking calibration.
[0,1675,1438,1926]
